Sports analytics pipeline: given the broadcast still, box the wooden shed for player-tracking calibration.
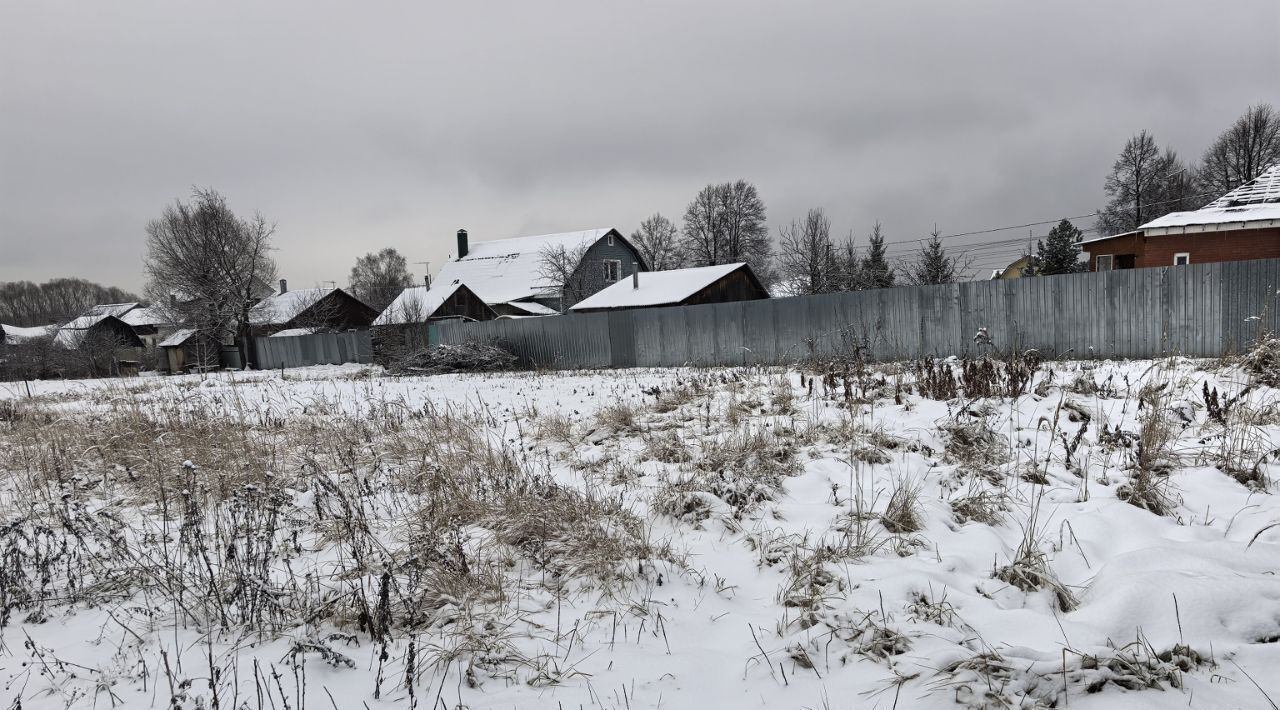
[569,263,769,313]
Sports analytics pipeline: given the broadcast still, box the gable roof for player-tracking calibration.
[373,283,476,326]
[569,263,751,311]
[248,288,335,326]
[119,305,170,328]
[83,303,140,319]
[434,228,620,305]
[53,314,141,349]
[1087,164,1280,242]
[158,328,201,348]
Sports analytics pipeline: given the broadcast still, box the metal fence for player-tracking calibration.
[430,259,1280,369]
[253,331,374,369]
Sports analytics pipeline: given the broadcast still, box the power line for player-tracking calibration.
[874,188,1221,249]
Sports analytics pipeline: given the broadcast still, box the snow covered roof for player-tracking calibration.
[1,323,57,345]
[1087,164,1280,242]
[53,314,142,349]
[373,284,465,326]
[569,263,750,311]
[269,327,320,338]
[504,301,560,316]
[249,288,334,326]
[434,229,617,305]
[119,305,170,328]
[158,328,200,347]
[83,303,140,319]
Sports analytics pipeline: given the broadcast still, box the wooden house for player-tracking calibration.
[434,228,650,314]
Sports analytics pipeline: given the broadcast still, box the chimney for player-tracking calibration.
[457,228,469,259]
[632,263,639,289]
[279,278,287,294]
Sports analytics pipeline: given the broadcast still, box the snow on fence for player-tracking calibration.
[431,258,1280,369]
[252,331,374,369]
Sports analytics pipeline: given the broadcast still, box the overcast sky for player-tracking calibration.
[2,1,1277,293]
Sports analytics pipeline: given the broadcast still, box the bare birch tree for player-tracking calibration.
[680,180,772,281]
[629,214,681,271]
[776,207,837,295]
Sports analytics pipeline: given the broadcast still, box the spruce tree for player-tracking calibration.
[1034,220,1084,275]
[905,229,958,286]
[859,222,895,289]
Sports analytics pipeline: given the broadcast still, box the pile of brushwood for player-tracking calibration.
[390,341,518,375]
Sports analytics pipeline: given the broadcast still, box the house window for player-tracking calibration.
[1096,255,1113,271]
[603,259,622,283]
[1173,252,1190,266]
[607,233,615,246]
[453,291,466,307]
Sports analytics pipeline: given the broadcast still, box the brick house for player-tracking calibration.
[1082,165,1280,271]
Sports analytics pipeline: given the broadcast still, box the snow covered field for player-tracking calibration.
[1,355,1279,709]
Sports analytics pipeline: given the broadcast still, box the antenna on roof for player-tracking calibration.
[415,261,431,287]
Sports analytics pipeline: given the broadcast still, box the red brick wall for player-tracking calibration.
[1083,227,1280,271]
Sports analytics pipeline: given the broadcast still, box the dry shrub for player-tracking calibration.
[950,489,1007,525]
[595,401,639,433]
[942,418,1007,466]
[881,477,924,534]
[1118,377,1180,515]
[1245,333,1280,386]
[656,429,800,522]
[642,429,691,463]
[391,341,517,375]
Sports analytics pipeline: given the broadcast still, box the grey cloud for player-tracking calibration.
[2,1,1276,291]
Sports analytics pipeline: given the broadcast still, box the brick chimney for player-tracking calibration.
[279,278,287,294]
[457,229,469,259]
[632,263,639,289]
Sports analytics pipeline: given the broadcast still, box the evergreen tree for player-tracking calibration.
[859,222,895,289]
[903,228,959,286]
[1034,220,1084,275]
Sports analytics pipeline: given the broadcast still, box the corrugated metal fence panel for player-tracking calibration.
[415,258,1280,369]
[253,331,374,369]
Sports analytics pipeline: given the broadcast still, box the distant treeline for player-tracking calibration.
[0,278,139,327]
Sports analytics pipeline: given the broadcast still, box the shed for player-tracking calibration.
[373,283,496,326]
[569,263,769,313]
[248,287,379,335]
[1083,164,1280,271]
[159,329,222,373]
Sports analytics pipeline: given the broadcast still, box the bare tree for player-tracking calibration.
[537,242,594,313]
[629,214,682,271]
[680,180,773,281]
[349,248,414,312]
[1096,131,1190,235]
[776,207,838,295]
[143,188,277,367]
[1199,103,1280,197]
[0,278,138,327]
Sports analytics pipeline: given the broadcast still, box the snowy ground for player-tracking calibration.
[1,356,1279,709]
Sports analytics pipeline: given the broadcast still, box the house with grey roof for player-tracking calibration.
[434,228,649,314]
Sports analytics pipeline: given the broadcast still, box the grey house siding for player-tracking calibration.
[533,233,650,311]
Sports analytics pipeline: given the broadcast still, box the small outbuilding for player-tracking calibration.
[248,286,379,336]
[158,329,223,374]
[568,263,769,313]
[373,283,496,327]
